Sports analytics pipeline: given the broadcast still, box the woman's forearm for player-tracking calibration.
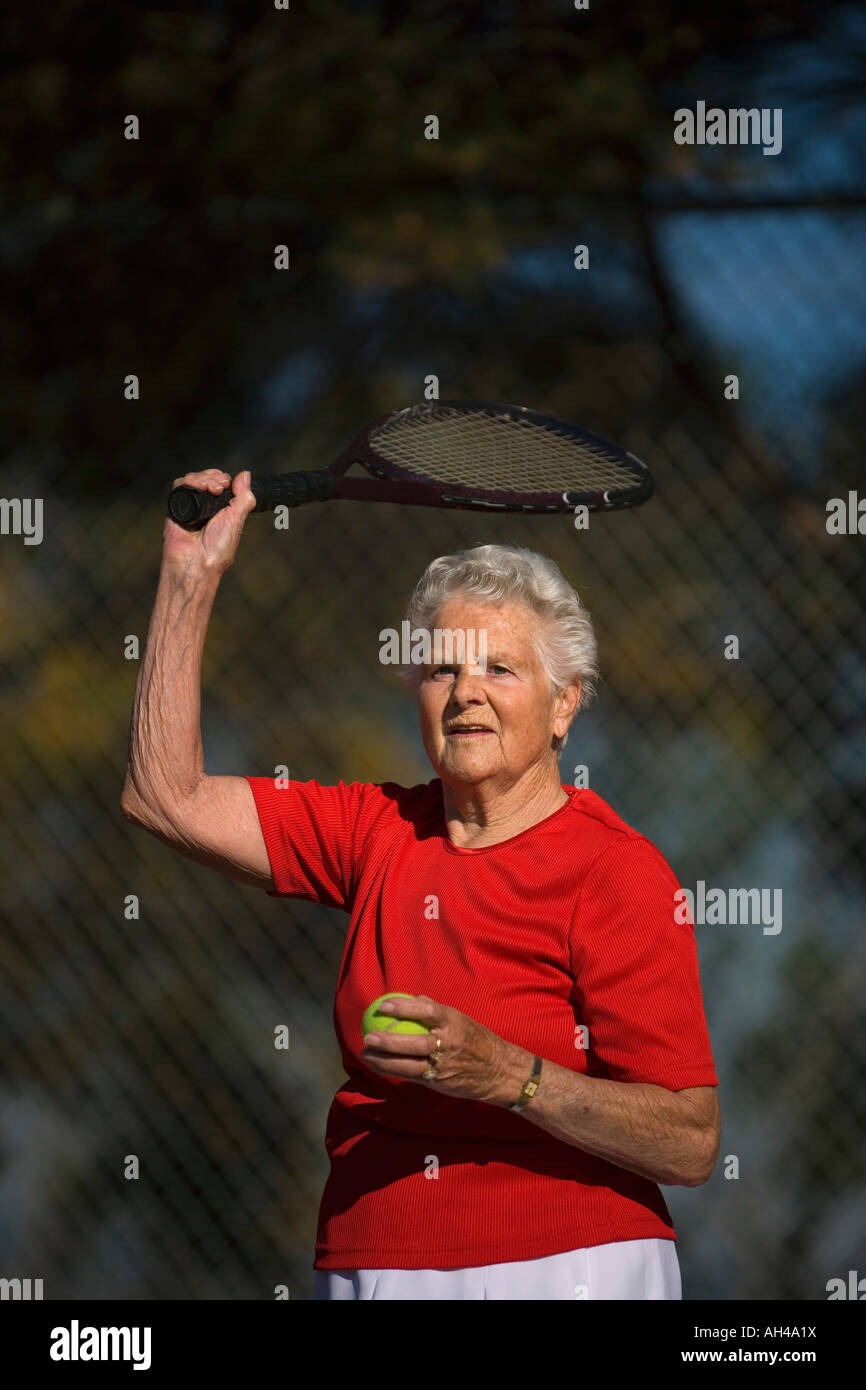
[490,1045,718,1187]
[122,560,222,826]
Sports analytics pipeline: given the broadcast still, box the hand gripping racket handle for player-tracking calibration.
[167,471,340,528]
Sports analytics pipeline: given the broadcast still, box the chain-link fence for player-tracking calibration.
[3,2,866,1303]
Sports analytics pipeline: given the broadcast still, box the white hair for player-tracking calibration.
[400,543,599,755]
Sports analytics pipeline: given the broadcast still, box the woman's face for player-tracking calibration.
[417,596,580,789]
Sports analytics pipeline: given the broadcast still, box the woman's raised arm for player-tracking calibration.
[121,469,274,890]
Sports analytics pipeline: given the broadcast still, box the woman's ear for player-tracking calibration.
[553,680,582,739]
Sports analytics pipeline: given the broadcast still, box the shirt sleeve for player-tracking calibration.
[245,776,371,909]
[568,835,718,1090]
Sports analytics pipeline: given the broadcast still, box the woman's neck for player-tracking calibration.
[441,766,569,849]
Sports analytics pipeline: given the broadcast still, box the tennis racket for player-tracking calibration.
[167,399,653,528]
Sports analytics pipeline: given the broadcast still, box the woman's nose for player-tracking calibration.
[450,668,486,701]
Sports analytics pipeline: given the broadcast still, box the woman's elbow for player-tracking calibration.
[121,782,148,826]
[121,779,169,833]
[681,1120,721,1188]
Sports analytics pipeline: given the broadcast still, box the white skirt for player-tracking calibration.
[314,1237,681,1300]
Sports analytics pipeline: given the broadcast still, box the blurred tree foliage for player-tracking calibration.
[2,0,865,1299]
[1,0,858,494]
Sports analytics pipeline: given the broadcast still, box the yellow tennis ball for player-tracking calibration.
[362,992,430,1037]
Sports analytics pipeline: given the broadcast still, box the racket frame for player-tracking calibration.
[167,398,653,525]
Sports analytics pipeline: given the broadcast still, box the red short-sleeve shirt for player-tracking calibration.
[246,776,718,1270]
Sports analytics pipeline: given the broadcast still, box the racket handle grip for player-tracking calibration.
[167,471,339,528]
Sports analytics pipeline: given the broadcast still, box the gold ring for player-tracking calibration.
[422,1035,442,1081]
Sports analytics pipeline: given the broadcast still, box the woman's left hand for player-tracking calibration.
[361,994,530,1106]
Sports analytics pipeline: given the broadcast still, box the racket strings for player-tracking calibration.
[370,408,636,495]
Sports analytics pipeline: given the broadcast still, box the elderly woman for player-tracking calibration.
[122,468,720,1302]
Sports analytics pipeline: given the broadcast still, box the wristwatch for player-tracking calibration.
[510,1055,543,1112]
